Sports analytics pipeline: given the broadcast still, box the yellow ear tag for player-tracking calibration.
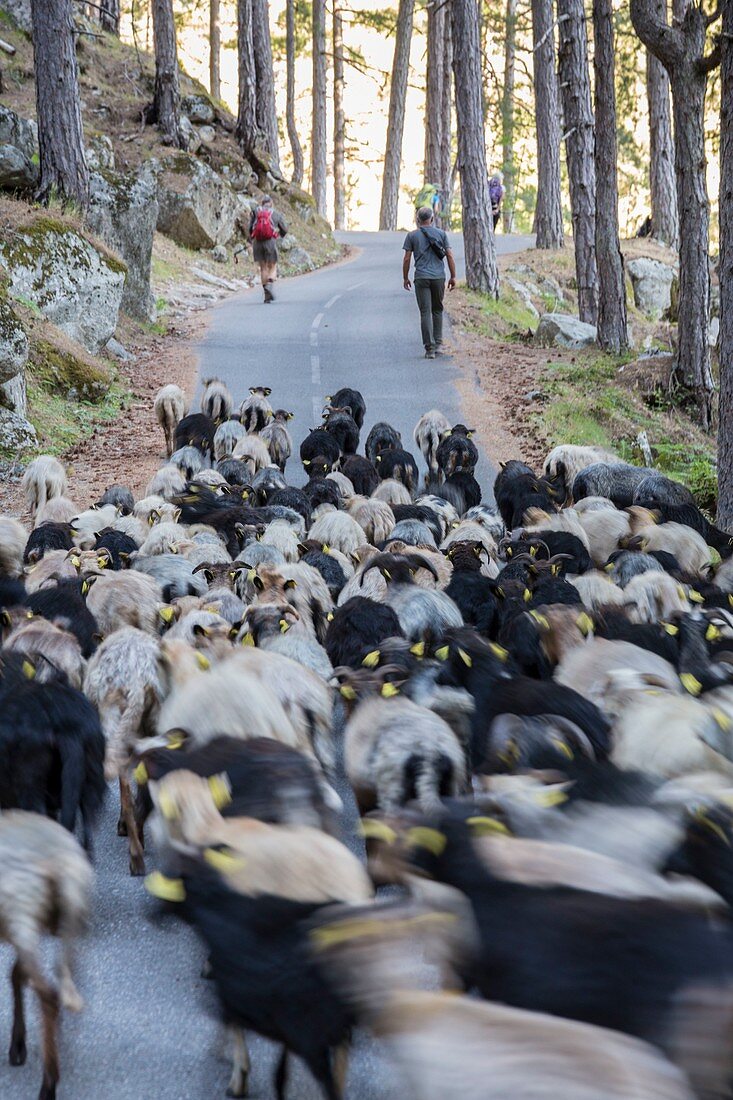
[406,826,447,857]
[680,673,702,696]
[489,642,509,661]
[167,732,185,751]
[340,684,357,700]
[523,588,532,602]
[694,810,731,847]
[381,682,400,697]
[327,611,335,622]
[70,555,81,568]
[529,611,550,630]
[208,774,232,809]
[729,594,733,608]
[97,557,108,568]
[241,632,255,646]
[712,708,732,731]
[158,791,178,821]
[435,645,450,661]
[204,846,243,872]
[195,653,210,671]
[362,650,380,668]
[576,613,594,635]
[528,545,537,557]
[279,619,290,633]
[689,589,705,604]
[160,606,175,624]
[133,762,148,785]
[410,641,426,657]
[22,660,35,679]
[145,871,185,903]
[551,737,574,760]
[458,648,473,668]
[247,569,257,582]
[359,819,397,844]
[466,815,510,836]
[662,623,679,636]
[81,580,90,596]
[284,579,297,589]
[322,543,330,553]
[604,562,615,572]
[533,788,568,808]
[707,624,722,642]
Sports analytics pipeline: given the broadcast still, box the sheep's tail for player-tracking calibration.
[57,733,86,836]
[104,685,148,781]
[415,754,450,814]
[425,427,442,476]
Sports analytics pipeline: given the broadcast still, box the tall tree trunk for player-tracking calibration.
[379,0,415,230]
[631,0,718,427]
[439,21,453,226]
[592,0,627,353]
[646,0,677,245]
[718,0,733,525]
[209,0,221,101]
[424,0,452,227]
[501,0,517,233]
[252,0,280,170]
[30,0,89,208]
[557,0,597,324]
[333,0,346,230]
[236,0,258,159]
[311,0,328,217]
[152,0,184,148]
[286,0,304,185]
[99,0,120,34]
[531,0,564,248]
[452,0,499,295]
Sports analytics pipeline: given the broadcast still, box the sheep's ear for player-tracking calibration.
[81,576,99,596]
[286,412,294,420]
[249,387,256,394]
[680,672,703,696]
[0,610,11,628]
[166,730,187,750]
[303,459,311,467]
[192,623,210,637]
[410,641,425,657]
[466,815,509,836]
[253,575,264,591]
[529,610,549,631]
[279,618,290,633]
[575,612,594,635]
[406,826,446,857]
[148,509,160,527]
[381,682,400,697]
[662,622,679,636]
[523,588,532,603]
[264,388,272,397]
[488,642,508,661]
[240,631,255,646]
[499,461,507,469]
[457,648,472,667]
[340,684,357,700]
[22,659,36,680]
[326,611,335,622]
[434,644,450,661]
[208,773,232,809]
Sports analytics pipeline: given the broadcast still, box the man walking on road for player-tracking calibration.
[403,206,456,359]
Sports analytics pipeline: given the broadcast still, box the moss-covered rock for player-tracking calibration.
[0,291,28,384]
[88,165,158,322]
[30,336,113,403]
[157,153,245,250]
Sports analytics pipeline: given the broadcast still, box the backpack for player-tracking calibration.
[419,226,447,262]
[415,183,440,211]
[252,208,279,241]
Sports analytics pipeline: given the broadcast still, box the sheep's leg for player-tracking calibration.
[274,1047,289,1100]
[331,1042,349,1097]
[57,942,83,1013]
[9,960,27,1066]
[226,1026,250,1097]
[119,776,145,876]
[36,978,60,1100]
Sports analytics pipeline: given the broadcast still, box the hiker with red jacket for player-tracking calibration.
[248,195,287,303]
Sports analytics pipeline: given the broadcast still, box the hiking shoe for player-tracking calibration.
[425,348,436,360]
[264,285,274,303]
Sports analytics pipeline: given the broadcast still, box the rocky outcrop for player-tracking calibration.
[87,165,158,322]
[0,293,36,449]
[627,257,675,317]
[279,234,315,274]
[86,134,115,172]
[182,95,216,125]
[0,105,38,192]
[0,0,32,33]
[0,219,126,354]
[157,154,245,250]
[533,313,597,349]
[0,294,29,385]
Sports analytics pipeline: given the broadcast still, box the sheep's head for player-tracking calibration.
[331,664,408,709]
[486,712,596,774]
[192,561,247,592]
[360,551,438,588]
[239,602,301,645]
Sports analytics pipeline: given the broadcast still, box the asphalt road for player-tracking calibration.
[0,231,532,1100]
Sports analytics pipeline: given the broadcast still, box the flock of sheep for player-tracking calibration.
[4,376,733,1099]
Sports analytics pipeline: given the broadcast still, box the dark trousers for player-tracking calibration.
[414,278,445,350]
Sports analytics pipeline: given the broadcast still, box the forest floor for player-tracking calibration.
[447,241,719,510]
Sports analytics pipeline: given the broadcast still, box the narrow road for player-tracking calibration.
[0,231,533,1100]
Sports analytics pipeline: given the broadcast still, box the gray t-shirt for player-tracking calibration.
[403,227,450,280]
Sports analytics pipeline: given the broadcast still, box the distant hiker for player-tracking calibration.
[489,173,505,231]
[402,205,456,360]
[248,195,287,304]
[415,182,443,224]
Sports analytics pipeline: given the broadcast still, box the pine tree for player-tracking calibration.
[209,0,221,101]
[311,0,328,216]
[379,0,415,230]
[236,0,258,158]
[717,0,733,524]
[151,0,185,148]
[645,0,677,246]
[286,0,304,185]
[500,0,517,233]
[333,0,346,229]
[424,0,452,227]
[252,0,280,170]
[530,0,563,248]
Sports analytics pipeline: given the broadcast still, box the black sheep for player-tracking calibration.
[365,421,401,464]
[26,579,100,658]
[341,455,379,497]
[435,424,479,477]
[96,484,135,515]
[443,470,482,511]
[174,412,216,456]
[326,596,404,669]
[94,528,137,570]
[270,487,314,528]
[375,448,419,494]
[329,386,366,430]
[301,548,348,600]
[493,461,557,529]
[216,458,253,487]
[300,429,341,472]
[391,504,443,545]
[323,407,359,454]
[302,478,341,510]
[24,521,74,565]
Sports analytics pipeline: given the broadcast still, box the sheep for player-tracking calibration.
[371,478,412,506]
[0,811,94,1100]
[200,377,233,423]
[365,421,402,463]
[145,464,187,500]
[325,471,355,500]
[154,383,188,457]
[22,455,68,520]
[96,484,135,515]
[522,505,590,549]
[239,386,273,433]
[132,554,208,601]
[4,618,86,689]
[94,529,138,570]
[575,507,631,566]
[573,494,617,513]
[554,637,682,711]
[85,570,163,636]
[326,596,404,669]
[257,519,301,562]
[34,496,79,527]
[24,549,82,594]
[341,455,379,496]
[569,570,627,611]
[240,603,334,680]
[323,405,359,453]
[259,409,294,472]
[169,445,209,482]
[174,412,216,456]
[250,464,288,503]
[0,517,27,578]
[375,448,419,494]
[632,473,696,506]
[624,515,711,576]
[137,520,191,557]
[610,692,733,778]
[414,409,452,480]
[214,418,247,462]
[624,571,691,623]
[347,497,395,544]
[543,443,621,497]
[308,510,367,557]
[250,561,333,642]
[232,432,272,475]
[328,386,366,430]
[435,424,478,478]
[25,578,100,658]
[342,685,467,813]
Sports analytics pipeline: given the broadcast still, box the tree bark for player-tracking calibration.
[424,0,452,227]
[209,0,221,101]
[286,0,304,185]
[646,0,677,245]
[718,0,733,525]
[592,0,627,353]
[30,0,89,208]
[311,0,328,217]
[151,0,184,148]
[99,0,120,34]
[252,0,280,170]
[557,0,597,324]
[379,0,415,230]
[452,0,499,295]
[501,0,517,233]
[631,0,717,427]
[531,0,564,248]
[236,0,258,158]
[333,0,346,230]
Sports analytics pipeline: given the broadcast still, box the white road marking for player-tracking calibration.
[310,331,318,346]
[312,312,324,330]
[347,281,365,292]
[324,294,342,309]
[312,395,322,423]
[311,355,321,384]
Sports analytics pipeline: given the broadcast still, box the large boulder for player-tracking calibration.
[0,294,29,385]
[627,257,676,317]
[0,298,34,447]
[87,165,158,322]
[157,154,243,250]
[0,105,38,192]
[533,313,597,349]
[86,134,115,172]
[0,408,37,450]
[0,219,126,354]
[0,0,32,33]
[181,94,216,125]
[278,234,315,274]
